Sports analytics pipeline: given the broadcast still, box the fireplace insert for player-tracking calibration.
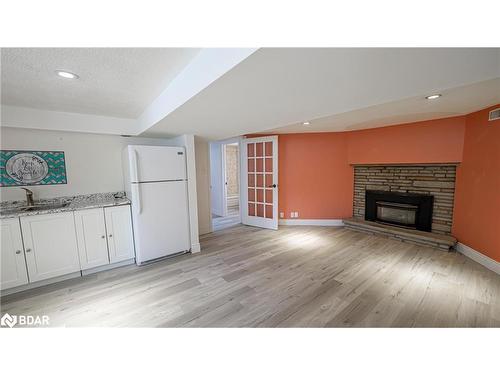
[365,190,433,232]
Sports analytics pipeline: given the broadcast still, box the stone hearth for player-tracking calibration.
[353,164,457,235]
[343,218,457,251]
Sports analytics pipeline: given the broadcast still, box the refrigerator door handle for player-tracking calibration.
[133,183,142,214]
[131,148,140,182]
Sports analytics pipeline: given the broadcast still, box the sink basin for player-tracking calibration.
[0,202,70,216]
[22,202,70,211]
[0,208,25,216]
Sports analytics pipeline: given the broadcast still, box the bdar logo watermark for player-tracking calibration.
[1,313,49,328]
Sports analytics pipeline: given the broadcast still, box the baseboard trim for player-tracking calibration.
[456,242,500,275]
[81,258,135,276]
[1,271,82,296]
[191,242,201,253]
[279,219,344,227]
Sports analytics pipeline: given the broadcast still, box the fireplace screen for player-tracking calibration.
[376,201,418,227]
[366,190,433,232]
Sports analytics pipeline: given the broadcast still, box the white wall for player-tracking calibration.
[2,105,135,135]
[1,127,202,252]
[178,135,200,253]
[0,127,180,201]
[0,127,176,201]
[195,137,212,235]
[209,142,224,217]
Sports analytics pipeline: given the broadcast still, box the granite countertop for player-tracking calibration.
[0,192,131,219]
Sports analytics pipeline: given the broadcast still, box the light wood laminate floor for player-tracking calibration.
[1,225,499,327]
[212,213,241,231]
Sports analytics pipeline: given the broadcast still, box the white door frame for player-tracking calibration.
[221,143,228,217]
[240,135,278,230]
[210,137,242,223]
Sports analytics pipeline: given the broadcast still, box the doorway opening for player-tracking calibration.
[210,140,241,231]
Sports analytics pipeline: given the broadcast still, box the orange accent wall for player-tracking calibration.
[347,116,466,165]
[278,132,353,219]
[277,116,467,220]
[257,107,499,262]
[452,105,500,262]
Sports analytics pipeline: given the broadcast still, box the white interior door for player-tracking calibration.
[209,143,224,217]
[240,136,278,230]
[222,144,228,217]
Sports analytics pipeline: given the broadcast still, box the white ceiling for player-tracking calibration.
[266,78,500,134]
[1,48,499,139]
[1,48,200,118]
[143,48,500,139]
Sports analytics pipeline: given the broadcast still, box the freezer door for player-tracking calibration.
[131,180,190,264]
[128,145,186,182]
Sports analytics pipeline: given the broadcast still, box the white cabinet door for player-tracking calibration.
[21,212,81,282]
[74,208,110,270]
[1,218,29,290]
[104,205,135,263]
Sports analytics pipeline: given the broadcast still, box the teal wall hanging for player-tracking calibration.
[0,150,67,187]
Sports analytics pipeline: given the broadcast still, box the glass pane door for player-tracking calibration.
[242,136,278,230]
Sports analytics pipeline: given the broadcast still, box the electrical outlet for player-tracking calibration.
[280,212,284,218]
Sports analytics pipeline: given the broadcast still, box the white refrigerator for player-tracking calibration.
[123,145,191,265]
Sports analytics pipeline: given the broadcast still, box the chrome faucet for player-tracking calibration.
[21,188,35,207]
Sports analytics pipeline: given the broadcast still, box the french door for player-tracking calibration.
[240,136,278,230]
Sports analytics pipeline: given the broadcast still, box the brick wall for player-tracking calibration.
[353,165,457,235]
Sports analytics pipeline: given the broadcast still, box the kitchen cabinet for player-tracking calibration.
[74,208,110,270]
[20,212,81,283]
[104,205,135,263]
[1,218,29,290]
[1,204,134,292]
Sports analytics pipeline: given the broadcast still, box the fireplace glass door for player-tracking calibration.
[376,201,418,228]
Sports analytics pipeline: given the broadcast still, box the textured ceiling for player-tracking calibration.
[1,48,200,118]
[143,48,500,139]
[264,78,500,134]
[1,48,498,139]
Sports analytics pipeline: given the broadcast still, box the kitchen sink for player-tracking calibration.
[22,202,70,211]
[0,202,70,215]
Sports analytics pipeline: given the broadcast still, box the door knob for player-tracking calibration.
[268,184,277,188]
[16,250,21,254]
[26,248,32,252]
[101,235,105,239]
[109,234,113,238]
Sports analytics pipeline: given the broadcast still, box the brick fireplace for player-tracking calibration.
[353,164,457,235]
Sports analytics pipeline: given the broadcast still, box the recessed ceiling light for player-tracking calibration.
[55,70,79,79]
[302,121,311,126]
[425,94,441,100]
